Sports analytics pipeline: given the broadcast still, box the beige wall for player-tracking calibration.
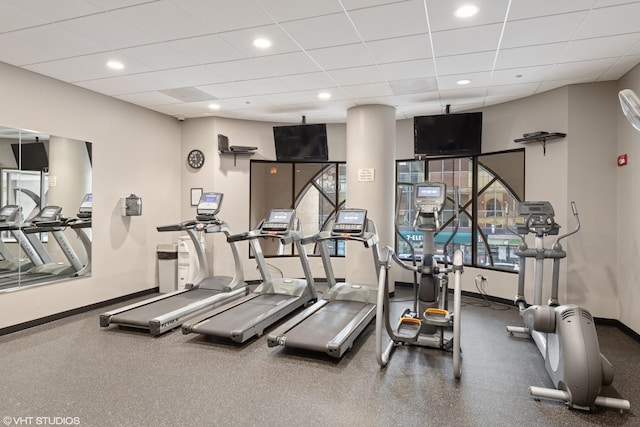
[0,62,181,329]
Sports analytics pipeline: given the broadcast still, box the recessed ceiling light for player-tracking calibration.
[457,79,471,85]
[107,60,124,70]
[515,74,523,78]
[318,92,331,100]
[208,103,221,110]
[454,5,478,18]
[253,38,271,48]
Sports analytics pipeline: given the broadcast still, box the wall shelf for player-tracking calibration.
[219,149,255,166]
[514,132,566,156]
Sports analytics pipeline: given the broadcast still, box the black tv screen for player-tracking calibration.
[273,123,328,162]
[414,112,482,156]
[11,142,49,171]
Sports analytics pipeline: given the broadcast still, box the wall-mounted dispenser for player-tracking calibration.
[121,194,142,216]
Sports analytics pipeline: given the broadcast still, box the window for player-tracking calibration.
[250,160,346,257]
[395,149,524,271]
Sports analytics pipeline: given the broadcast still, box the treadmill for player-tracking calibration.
[267,208,381,358]
[181,208,317,343]
[99,192,248,336]
[67,193,93,277]
[0,205,38,274]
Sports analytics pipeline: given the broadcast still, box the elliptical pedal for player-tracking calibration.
[396,317,421,340]
[423,307,452,327]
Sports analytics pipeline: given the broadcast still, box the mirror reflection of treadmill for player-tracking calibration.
[266,208,380,358]
[0,205,39,277]
[99,192,248,336]
[0,205,85,289]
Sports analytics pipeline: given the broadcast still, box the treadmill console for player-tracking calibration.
[0,205,19,222]
[78,193,92,218]
[33,206,63,222]
[331,209,367,237]
[261,209,295,233]
[196,192,223,220]
[414,182,446,215]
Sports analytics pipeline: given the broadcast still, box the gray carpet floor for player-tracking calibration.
[1,286,638,427]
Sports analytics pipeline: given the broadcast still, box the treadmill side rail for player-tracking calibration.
[99,288,192,327]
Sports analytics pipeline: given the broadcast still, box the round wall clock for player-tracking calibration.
[187,149,205,169]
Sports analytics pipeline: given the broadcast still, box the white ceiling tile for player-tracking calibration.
[307,44,374,70]
[156,65,229,87]
[256,0,343,22]
[438,72,491,91]
[0,34,49,66]
[490,65,553,85]
[24,51,151,83]
[575,2,640,39]
[507,0,592,20]
[207,58,275,81]
[0,2,46,32]
[341,0,407,11]
[6,0,101,21]
[167,34,245,64]
[10,24,104,63]
[115,91,182,106]
[108,1,210,42]
[431,24,503,56]
[279,72,337,91]
[59,12,156,50]
[117,43,198,70]
[495,43,566,69]
[327,66,384,86]
[85,0,152,10]
[599,54,640,80]
[218,25,302,57]
[365,34,432,64]
[546,58,618,81]
[198,77,291,99]
[377,58,435,81]
[256,52,322,76]
[436,51,495,76]
[341,82,393,99]
[280,13,361,50]
[501,12,589,49]
[176,0,273,33]
[425,0,510,32]
[560,34,640,63]
[76,73,168,96]
[348,0,428,41]
[486,83,540,98]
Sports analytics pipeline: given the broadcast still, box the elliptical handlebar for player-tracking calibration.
[554,201,580,247]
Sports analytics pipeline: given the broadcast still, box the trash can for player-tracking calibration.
[157,242,178,293]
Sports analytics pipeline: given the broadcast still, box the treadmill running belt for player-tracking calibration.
[110,289,222,327]
[280,300,371,353]
[190,293,292,337]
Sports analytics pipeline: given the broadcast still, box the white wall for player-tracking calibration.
[0,62,181,329]
[617,64,640,333]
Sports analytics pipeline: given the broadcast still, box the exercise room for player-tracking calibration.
[1,1,640,426]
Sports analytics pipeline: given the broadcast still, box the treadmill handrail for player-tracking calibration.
[157,220,198,232]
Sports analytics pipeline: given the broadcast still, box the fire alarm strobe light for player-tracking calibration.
[618,154,628,167]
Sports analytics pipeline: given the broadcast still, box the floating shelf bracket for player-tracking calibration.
[514,132,566,156]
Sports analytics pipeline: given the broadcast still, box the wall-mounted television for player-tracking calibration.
[11,142,49,171]
[273,123,328,162]
[414,112,482,157]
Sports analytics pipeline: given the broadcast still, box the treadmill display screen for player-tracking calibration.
[262,209,295,233]
[0,206,16,217]
[417,185,441,198]
[197,192,223,215]
[41,207,59,218]
[332,209,367,235]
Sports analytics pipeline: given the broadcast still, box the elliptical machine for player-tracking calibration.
[376,182,463,379]
[506,201,629,411]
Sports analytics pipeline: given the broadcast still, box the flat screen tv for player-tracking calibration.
[414,112,482,156]
[273,123,328,162]
[11,142,49,171]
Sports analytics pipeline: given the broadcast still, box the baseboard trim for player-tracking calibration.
[0,288,159,337]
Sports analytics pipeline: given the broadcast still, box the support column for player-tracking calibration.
[345,105,395,289]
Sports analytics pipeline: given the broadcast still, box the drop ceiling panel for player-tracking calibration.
[327,66,384,86]
[501,12,589,49]
[6,0,101,22]
[348,0,428,41]
[377,59,436,81]
[307,43,373,70]
[166,34,245,64]
[599,54,640,80]
[155,65,229,87]
[279,13,361,50]
[279,72,337,91]
[436,51,496,76]
[108,1,210,42]
[437,72,491,91]
[494,43,566,69]
[256,52,322,76]
[559,33,640,63]
[490,65,553,85]
[365,34,432,64]
[198,77,290,99]
[218,25,302,57]
[76,73,177,96]
[430,25,503,56]
[546,58,618,81]
[59,13,160,50]
[118,43,198,70]
[0,2,46,32]
[574,2,640,39]
[176,0,273,33]
[10,24,104,64]
[115,91,183,107]
[256,0,343,22]
[425,0,510,32]
[207,58,275,81]
[341,82,393,99]
[507,0,592,20]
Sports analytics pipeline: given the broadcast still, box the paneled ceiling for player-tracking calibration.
[1,0,640,123]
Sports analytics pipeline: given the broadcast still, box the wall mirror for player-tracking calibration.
[0,125,92,291]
